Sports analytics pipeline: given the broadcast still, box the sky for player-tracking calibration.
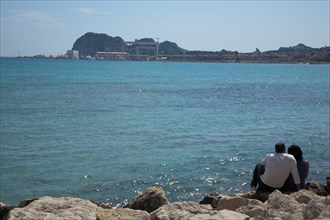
[0,0,329,57]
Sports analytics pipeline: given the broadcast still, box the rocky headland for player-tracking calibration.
[67,32,330,63]
[1,179,329,220]
[24,32,330,64]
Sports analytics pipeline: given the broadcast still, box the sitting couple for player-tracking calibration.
[251,142,309,193]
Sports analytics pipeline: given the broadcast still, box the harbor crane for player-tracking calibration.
[124,38,160,60]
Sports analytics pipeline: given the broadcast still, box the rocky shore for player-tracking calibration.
[1,180,329,220]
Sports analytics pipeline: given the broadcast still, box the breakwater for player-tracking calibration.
[1,180,329,220]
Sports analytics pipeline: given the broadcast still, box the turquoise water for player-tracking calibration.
[1,58,329,206]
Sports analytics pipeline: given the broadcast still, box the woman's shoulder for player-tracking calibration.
[297,160,309,167]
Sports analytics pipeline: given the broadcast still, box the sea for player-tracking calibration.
[0,57,329,206]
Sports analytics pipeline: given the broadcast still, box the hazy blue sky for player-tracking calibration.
[1,0,329,57]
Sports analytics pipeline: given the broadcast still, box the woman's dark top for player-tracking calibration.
[282,160,307,192]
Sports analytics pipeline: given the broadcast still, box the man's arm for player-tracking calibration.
[260,154,269,166]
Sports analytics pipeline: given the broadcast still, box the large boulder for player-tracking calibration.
[291,189,325,204]
[236,199,267,218]
[236,191,270,202]
[306,181,329,196]
[124,187,169,213]
[216,196,267,218]
[304,196,330,219]
[97,207,150,220]
[216,189,330,219]
[150,201,249,220]
[267,190,304,220]
[17,199,38,208]
[0,202,11,220]
[217,196,249,210]
[199,193,222,208]
[8,196,98,220]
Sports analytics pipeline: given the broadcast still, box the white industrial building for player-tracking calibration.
[95,52,129,60]
[67,50,79,59]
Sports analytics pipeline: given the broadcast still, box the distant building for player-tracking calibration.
[67,50,79,59]
[95,52,129,60]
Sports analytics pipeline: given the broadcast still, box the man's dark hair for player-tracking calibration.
[288,145,303,161]
[275,142,286,153]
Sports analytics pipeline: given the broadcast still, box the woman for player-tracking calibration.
[282,144,309,192]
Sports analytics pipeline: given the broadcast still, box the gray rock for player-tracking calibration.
[236,191,270,202]
[235,189,330,219]
[291,189,325,204]
[8,196,98,220]
[217,195,267,218]
[17,199,38,208]
[254,191,271,202]
[267,190,304,220]
[236,199,268,218]
[124,187,169,213]
[199,193,222,209]
[306,181,329,196]
[150,201,249,220]
[90,200,112,209]
[304,196,330,220]
[188,210,250,220]
[0,206,11,220]
[3,181,330,220]
[217,196,249,211]
[97,207,150,220]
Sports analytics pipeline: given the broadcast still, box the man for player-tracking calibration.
[251,142,301,192]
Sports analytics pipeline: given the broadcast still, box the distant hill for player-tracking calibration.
[159,41,186,55]
[72,32,125,57]
[72,32,186,58]
[278,43,314,52]
[71,32,330,63]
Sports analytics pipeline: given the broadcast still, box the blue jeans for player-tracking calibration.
[251,163,278,192]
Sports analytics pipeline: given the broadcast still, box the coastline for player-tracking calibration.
[11,55,330,65]
[1,179,329,220]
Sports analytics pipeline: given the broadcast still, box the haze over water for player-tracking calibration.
[0,58,329,206]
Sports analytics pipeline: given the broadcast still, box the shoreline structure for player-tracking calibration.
[1,177,329,219]
[14,32,330,64]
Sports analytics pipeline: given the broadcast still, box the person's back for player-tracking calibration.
[260,152,299,188]
[251,142,301,192]
[282,145,309,192]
